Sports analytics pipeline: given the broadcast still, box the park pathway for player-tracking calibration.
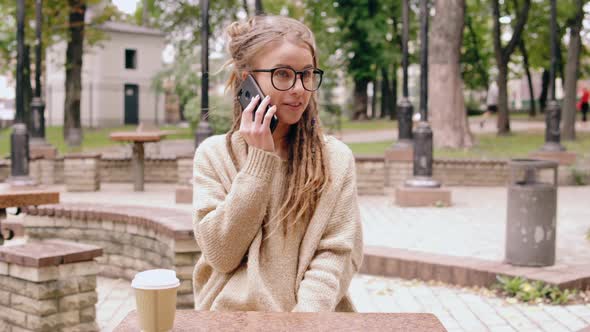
[49,183,590,331]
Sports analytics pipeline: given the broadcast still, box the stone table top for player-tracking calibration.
[114,310,447,332]
[109,131,167,143]
[0,239,102,267]
[0,190,59,208]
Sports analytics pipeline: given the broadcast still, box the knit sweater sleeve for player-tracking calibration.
[193,142,279,273]
[292,154,364,312]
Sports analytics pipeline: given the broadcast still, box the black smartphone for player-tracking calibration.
[237,74,279,133]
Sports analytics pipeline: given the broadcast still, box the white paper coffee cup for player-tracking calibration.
[132,269,180,332]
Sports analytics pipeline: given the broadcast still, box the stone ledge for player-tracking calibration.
[361,246,590,290]
[394,187,452,207]
[64,153,101,159]
[0,240,102,267]
[0,191,59,209]
[22,203,194,241]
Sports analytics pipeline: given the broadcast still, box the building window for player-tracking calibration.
[125,49,137,69]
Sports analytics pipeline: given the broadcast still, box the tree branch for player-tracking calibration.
[502,0,530,60]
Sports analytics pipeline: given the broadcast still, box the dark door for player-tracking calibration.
[124,84,139,125]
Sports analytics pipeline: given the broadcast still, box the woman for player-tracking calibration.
[191,15,363,312]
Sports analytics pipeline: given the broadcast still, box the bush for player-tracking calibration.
[495,275,576,305]
[184,94,234,135]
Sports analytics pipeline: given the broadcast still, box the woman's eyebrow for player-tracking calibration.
[273,63,315,69]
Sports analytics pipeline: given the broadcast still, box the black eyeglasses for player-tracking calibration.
[251,66,324,92]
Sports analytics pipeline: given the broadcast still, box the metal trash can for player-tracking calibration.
[505,158,558,267]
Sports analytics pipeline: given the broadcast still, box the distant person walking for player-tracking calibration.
[580,87,589,122]
[481,81,498,128]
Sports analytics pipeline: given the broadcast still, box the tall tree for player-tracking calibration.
[429,0,473,148]
[492,0,531,135]
[255,0,264,15]
[518,40,536,117]
[63,0,86,146]
[562,0,586,140]
[334,0,390,120]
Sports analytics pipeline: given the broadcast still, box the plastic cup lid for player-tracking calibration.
[131,269,180,290]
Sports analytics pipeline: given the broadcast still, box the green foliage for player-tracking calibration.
[0,0,120,75]
[495,275,576,305]
[570,167,589,186]
[462,0,493,90]
[184,94,233,135]
[347,130,590,158]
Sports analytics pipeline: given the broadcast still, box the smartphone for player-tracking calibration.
[237,74,279,133]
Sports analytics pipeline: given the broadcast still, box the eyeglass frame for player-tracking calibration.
[251,66,324,92]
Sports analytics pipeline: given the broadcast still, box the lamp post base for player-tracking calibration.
[404,176,441,188]
[195,120,214,148]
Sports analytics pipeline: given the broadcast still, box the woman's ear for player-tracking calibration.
[241,71,248,80]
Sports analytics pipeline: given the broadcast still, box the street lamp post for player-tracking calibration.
[394,0,413,149]
[540,0,565,152]
[30,0,46,144]
[195,0,213,148]
[405,0,440,188]
[9,0,32,185]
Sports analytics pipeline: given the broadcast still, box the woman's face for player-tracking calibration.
[249,40,314,126]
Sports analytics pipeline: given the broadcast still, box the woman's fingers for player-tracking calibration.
[240,95,260,129]
[261,105,277,130]
[254,95,271,127]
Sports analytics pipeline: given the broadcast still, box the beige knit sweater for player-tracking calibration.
[191,132,363,312]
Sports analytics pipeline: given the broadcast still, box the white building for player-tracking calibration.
[45,21,166,127]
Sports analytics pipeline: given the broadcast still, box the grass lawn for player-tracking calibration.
[348,132,590,160]
[340,118,397,132]
[0,125,193,158]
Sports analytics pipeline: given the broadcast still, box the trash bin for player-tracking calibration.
[505,158,558,267]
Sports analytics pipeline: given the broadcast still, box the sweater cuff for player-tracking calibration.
[243,147,279,180]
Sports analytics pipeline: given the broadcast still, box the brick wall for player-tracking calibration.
[100,157,177,183]
[177,156,193,186]
[23,206,200,309]
[357,157,512,195]
[355,156,386,196]
[65,154,101,192]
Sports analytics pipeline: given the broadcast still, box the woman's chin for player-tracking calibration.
[277,114,303,126]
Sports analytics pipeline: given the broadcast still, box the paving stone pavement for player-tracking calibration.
[350,274,590,332]
[96,277,136,332]
[58,183,590,267]
[48,183,590,331]
[96,274,590,332]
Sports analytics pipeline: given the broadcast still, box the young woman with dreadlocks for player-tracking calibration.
[191,15,363,312]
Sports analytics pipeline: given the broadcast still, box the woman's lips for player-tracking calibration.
[283,102,302,109]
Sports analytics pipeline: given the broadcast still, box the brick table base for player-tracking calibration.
[0,240,102,332]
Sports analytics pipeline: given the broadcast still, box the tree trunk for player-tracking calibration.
[540,68,549,112]
[519,40,536,117]
[255,0,264,15]
[64,0,86,146]
[562,0,584,141]
[428,0,473,148]
[380,67,390,118]
[496,64,511,134]
[352,78,369,120]
[371,78,378,119]
[242,0,249,16]
[24,45,32,133]
[391,63,398,120]
[492,0,530,135]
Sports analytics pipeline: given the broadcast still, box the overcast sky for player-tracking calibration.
[112,0,138,15]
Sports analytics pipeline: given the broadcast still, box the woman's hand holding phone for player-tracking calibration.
[239,95,277,153]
